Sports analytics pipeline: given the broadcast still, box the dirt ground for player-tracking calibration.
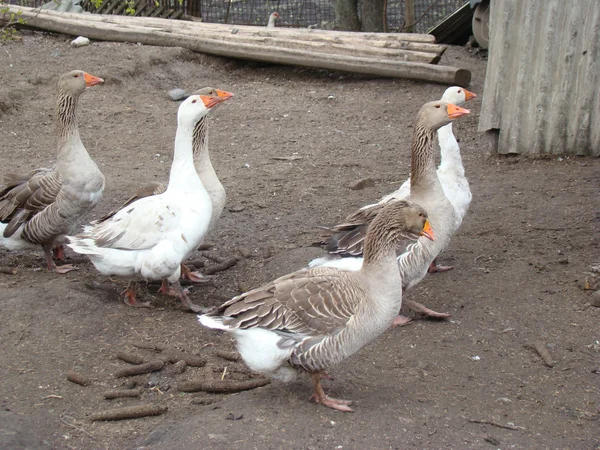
[0,31,599,450]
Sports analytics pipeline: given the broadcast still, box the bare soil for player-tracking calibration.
[0,32,599,450]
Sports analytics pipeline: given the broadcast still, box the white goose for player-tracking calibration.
[310,101,470,325]
[0,70,105,273]
[67,93,228,312]
[94,87,234,285]
[267,12,279,27]
[199,200,435,412]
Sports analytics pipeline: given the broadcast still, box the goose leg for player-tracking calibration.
[401,298,451,321]
[170,280,206,313]
[43,245,76,274]
[121,281,152,308]
[158,279,190,297]
[180,264,212,283]
[392,315,414,327]
[52,245,66,261]
[309,372,353,412]
[427,258,454,273]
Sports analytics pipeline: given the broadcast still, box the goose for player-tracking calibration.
[94,87,234,285]
[0,70,105,273]
[310,101,470,325]
[67,92,231,312]
[267,12,279,28]
[381,86,476,272]
[199,200,435,412]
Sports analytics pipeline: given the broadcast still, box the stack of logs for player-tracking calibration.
[3,5,471,86]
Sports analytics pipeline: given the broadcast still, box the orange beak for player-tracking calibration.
[420,220,435,241]
[463,89,477,101]
[447,103,470,119]
[215,89,234,101]
[83,73,104,87]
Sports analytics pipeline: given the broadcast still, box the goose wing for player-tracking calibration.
[0,168,62,237]
[213,266,363,337]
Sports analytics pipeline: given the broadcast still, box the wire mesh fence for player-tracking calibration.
[189,0,467,32]
[9,0,467,33]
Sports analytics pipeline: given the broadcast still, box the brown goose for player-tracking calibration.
[199,200,435,412]
[94,87,232,284]
[310,101,470,325]
[0,70,104,273]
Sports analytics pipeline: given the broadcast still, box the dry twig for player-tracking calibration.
[178,378,270,393]
[115,360,164,378]
[204,257,238,275]
[103,389,142,400]
[116,351,146,365]
[468,419,525,431]
[89,404,167,421]
[67,371,92,386]
[214,350,241,362]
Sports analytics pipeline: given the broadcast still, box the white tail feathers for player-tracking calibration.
[197,314,229,331]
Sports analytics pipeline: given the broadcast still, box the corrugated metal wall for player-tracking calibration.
[478,0,600,156]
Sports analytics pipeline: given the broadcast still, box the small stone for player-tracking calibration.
[591,291,600,308]
[70,36,90,47]
[225,413,243,420]
[167,88,188,101]
[348,178,375,190]
[228,205,244,213]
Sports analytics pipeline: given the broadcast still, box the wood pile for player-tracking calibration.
[2,6,471,86]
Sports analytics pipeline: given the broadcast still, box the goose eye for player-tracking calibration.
[435,104,441,109]
[74,74,79,78]
[192,99,197,103]
[457,89,462,93]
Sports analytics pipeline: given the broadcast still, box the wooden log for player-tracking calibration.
[3,7,469,85]
[8,7,445,63]
[4,6,436,43]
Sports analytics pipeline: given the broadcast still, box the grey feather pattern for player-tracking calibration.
[210,267,363,339]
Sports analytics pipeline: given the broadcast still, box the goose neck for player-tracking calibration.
[168,124,201,191]
[56,91,80,147]
[409,123,437,187]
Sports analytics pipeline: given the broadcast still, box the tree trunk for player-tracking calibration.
[332,0,361,31]
[404,0,416,32]
[360,0,386,32]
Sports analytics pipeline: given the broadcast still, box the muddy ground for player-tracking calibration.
[0,32,599,450]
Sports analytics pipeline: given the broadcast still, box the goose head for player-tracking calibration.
[440,86,476,105]
[416,100,471,132]
[372,200,435,243]
[58,70,104,96]
[268,12,280,26]
[190,87,234,110]
[178,89,234,127]
[364,200,435,262]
